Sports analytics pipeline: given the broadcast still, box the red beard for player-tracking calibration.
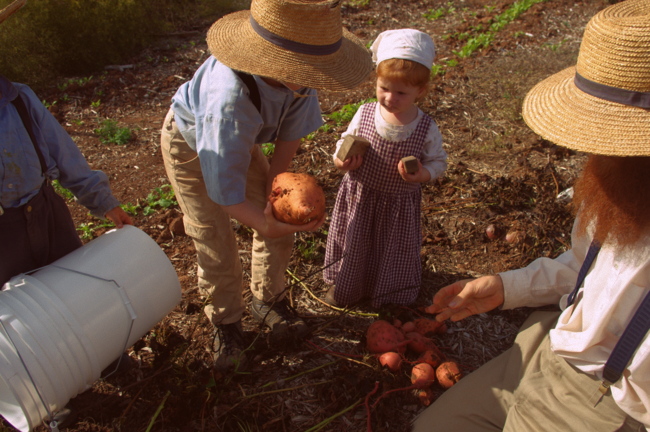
[573,155,650,248]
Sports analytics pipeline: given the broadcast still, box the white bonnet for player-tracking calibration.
[370,29,436,70]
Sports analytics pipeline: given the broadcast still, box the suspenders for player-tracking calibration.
[568,240,650,393]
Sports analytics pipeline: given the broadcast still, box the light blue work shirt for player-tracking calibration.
[171,57,323,206]
[0,75,119,217]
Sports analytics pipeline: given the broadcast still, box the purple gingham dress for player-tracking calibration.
[324,102,432,307]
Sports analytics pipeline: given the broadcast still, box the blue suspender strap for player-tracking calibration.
[567,240,601,307]
[564,239,650,390]
[602,291,650,384]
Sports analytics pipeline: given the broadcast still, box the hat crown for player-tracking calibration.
[251,0,343,46]
[577,0,650,92]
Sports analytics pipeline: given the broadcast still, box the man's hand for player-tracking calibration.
[425,275,505,322]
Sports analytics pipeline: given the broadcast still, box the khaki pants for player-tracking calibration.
[160,108,294,325]
[412,311,645,432]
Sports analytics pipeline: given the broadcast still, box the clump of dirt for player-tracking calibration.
[8,1,614,431]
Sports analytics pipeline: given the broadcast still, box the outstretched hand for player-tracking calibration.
[425,275,505,322]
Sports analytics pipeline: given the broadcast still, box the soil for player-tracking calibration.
[8,1,616,431]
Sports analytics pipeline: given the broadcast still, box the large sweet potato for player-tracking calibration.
[269,172,325,225]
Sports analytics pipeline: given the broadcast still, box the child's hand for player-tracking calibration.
[334,154,363,171]
[398,159,431,183]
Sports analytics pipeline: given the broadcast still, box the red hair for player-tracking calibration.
[573,155,650,248]
[376,58,431,89]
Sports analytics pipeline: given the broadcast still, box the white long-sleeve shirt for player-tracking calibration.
[500,221,650,428]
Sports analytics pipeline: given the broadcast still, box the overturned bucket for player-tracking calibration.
[0,225,181,431]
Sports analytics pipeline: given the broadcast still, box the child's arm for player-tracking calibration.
[333,108,364,171]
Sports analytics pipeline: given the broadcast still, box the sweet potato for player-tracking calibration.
[405,332,439,354]
[436,361,462,389]
[417,387,435,406]
[378,351,403,372]
[401,321,416,333]
[411,363,436,389]
[414,318,446,336]
[269,172,325,225]
[366,320,407,354]
[416,348,445,369]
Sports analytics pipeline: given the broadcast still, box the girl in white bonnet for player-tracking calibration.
[323,29,448,308]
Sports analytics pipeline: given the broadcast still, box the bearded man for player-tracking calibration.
[412,0,650,431]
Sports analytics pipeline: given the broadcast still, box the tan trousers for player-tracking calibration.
[160,108,294,325]
[412,311,645,432]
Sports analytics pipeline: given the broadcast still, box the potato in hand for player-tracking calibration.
[269,172,325,225]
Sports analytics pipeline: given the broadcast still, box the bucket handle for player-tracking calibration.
[47,265,138,372]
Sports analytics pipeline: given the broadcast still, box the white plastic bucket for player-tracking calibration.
[0,225,181,431]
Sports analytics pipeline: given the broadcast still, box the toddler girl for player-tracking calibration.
[323,29,447,308]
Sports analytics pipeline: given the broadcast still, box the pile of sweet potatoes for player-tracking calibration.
[365,317,462,406]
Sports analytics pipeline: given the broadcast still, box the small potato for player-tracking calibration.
[436,361,462,389]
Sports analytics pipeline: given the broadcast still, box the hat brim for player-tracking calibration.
[0,0,26,24]
[522,66,650,156]
[207,10,373,92]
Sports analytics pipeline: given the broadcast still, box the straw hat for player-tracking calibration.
[207,0,373,92]
[522,0,650,156]
[0,0,26,24]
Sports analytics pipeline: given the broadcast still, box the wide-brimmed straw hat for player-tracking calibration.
[207,0,373,92]
[0,0,26,24]
[522,0,650,156]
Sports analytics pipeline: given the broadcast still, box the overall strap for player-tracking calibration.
[11,93,48,174]
[567,240,601,306]
[566,239,650,387]
[602,291,650,384]
[235,71,261,114]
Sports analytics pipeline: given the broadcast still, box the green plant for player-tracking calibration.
[52,180,74,200]
[327,98,376,127]
[77,221,114,241]
[95,119,132,145]
[423,7,447,20]
[261,142,275,156]
[120,202,139,216]
[91,100,101,109]
[141,185,177,216]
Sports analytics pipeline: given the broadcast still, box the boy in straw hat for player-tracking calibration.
[160,0,373,370]
[0,0,133,287]
[413,0,650,430]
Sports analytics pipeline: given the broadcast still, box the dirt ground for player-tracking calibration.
[6,0,617,431]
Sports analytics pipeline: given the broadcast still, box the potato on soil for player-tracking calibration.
[269,172,325,225]
[405,332,439,354]
[378,351,403,372]
[436,361,462,389]
[414,318,446,336]
[366,320,407,354]
[401,321,416,333]
[417,348,445,369]
[416,387,435,406]
[411,363,436,389]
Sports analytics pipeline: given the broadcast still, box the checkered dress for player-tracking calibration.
[324,102,432,307]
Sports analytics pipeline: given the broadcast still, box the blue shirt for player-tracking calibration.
[171,57,323,206]
[0,75,119,217]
